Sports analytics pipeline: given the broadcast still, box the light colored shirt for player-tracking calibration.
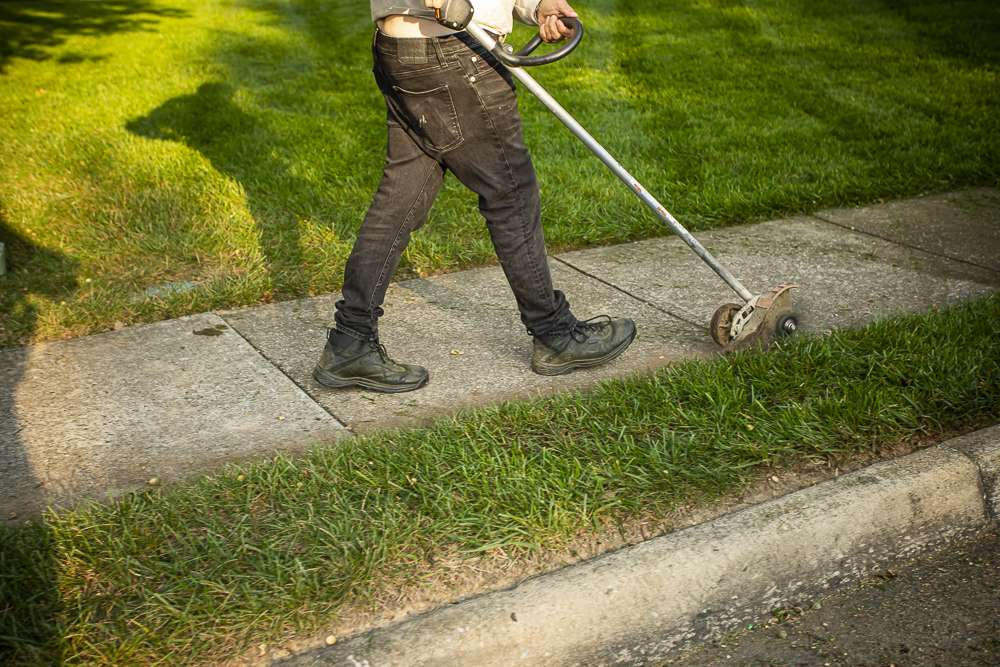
[371,0,541,36]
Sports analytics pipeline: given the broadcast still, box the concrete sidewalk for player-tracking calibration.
[2,188,998,520]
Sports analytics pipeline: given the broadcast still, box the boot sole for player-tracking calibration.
[531,328,637,376]
[312,367,429,393]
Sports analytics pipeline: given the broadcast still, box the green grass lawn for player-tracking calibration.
[1,294,998,665]
[0,0,997,347]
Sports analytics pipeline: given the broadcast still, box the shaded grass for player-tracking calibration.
[2,294,999,665]
[0,0,999,346]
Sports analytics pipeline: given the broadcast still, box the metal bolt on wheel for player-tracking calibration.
[777,314,799,338]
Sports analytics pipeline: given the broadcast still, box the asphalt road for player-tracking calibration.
[667,526,1000,667]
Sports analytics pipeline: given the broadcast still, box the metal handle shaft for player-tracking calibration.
[465,22,754,303]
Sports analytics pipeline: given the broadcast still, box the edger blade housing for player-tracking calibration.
[710,284,799,351]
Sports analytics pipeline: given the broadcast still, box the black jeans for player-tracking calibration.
[334,30,576,338]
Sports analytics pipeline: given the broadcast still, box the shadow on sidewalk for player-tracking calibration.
[0,204,79,516]
[0,207,72,663]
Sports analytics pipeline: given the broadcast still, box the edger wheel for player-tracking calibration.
[709,303,741,347]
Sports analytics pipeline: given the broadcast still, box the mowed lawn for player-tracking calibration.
[1,0,998,347]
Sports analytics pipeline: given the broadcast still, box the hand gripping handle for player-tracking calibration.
[434,0,584,67]
[495,17,583,67]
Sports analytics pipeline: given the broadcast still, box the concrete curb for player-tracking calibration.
[281,425,1000,667]
[946,425,1000,520]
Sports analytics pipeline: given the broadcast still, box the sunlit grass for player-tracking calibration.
[1,0,998,346]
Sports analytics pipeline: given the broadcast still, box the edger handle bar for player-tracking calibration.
[434,0,583,67]
[497,17,583,67]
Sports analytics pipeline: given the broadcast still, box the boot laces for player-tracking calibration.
[366,336,393,363]
[365,336,408,371]
[558,314,612,343]
[571,314,612,341]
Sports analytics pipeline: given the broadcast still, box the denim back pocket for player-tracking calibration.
[388,83,464,153]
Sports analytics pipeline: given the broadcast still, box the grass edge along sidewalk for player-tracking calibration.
[0,294,998,665]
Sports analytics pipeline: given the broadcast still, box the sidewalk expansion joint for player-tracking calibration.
[551,255,704,329]
[809,212,1000,277]
[215,312,350,430]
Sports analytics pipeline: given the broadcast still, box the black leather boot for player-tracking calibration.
[313,329,429,393]
[531,316,636,376]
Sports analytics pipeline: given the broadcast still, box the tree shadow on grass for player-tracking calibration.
[0,522,61,665]
[0,0,189,74]
[126,82,307,295]
[877,0,1000,68]
[0,207,76,665]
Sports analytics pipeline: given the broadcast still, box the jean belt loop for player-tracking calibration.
[432,38,448,68]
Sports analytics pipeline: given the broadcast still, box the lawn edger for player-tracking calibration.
[433,0,800,351]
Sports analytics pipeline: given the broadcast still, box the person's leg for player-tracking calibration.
[334,117,445,337]
[437,37,636,373]
[316,119,442,393]
[437,44,575,337]
[318,34,452,393]
[320,32,635,390]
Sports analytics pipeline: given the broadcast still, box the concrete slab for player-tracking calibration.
[554,216,999,334]
[221,262,713,432]
[0,313,346,521]
[814,188,1000,273]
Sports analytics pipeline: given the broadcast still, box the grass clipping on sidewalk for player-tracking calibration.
[3,295,1000,664]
